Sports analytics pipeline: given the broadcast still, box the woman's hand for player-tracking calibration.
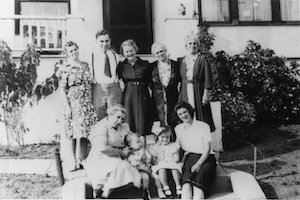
[202,89,209,104]
[191,162,201,173]
[120,146,131,159]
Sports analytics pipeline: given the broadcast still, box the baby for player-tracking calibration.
[124,133,152,200]
[150,126,182,199]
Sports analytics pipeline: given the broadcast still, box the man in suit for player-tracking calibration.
[91,30,122,120]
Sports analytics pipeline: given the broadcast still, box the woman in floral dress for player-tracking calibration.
[56,41,98,171]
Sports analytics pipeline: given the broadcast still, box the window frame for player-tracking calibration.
[198,0,300,26]
[14,0,71,54]
[15,0,71,35]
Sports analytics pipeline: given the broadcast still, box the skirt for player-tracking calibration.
[182,153,216,197]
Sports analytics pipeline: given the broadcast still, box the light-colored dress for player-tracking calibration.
[150,142,182,174]
[85,118,141,197]
[56,60,98,139]
[127,148,152,174]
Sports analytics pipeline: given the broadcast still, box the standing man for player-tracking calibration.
[91,30,123,120]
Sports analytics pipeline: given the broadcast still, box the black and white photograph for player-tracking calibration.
[0,0,300,199]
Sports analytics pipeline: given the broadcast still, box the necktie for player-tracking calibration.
[104,52,112,78]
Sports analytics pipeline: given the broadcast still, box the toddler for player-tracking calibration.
[150,126,182,199]
[124,133,152,200]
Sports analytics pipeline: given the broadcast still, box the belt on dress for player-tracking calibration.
[126,81,147,86]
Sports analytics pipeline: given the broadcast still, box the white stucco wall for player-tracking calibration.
[0,0,15,48]
[210,26,300,57]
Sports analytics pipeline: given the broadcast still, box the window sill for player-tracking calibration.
[205,21,300,27]
[164,16,199,22]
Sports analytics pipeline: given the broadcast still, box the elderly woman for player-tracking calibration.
[56,41,98,171]
[150,42,181,132]
[174,101,216,199]
[85,104,141,198]
[117,39,153,144]
[178,33,215,132]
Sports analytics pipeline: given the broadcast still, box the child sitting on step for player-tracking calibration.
[124,133,152,200]
[150,126,182,199]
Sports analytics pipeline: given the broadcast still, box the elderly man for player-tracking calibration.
[91,30,123,120]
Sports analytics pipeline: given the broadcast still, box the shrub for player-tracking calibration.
[197,23,257,149]
[214,41,300,125]
[0,40,40,146]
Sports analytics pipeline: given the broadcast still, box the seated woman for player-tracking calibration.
[174,101,217,199]
[84,104,141,198]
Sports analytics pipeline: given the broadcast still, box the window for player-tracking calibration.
[280,0,300,21]
[103,0,153,54]
[201,0,230,22]
[199,0,300,25]
[238,0,271,21]
[15,0,70,51]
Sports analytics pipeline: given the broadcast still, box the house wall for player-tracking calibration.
[211,26,300,58]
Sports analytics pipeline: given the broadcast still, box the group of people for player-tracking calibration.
[57,29,217,199]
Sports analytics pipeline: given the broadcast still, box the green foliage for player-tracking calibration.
[197,21,215,54]
[0,40,40,146]
[198,24,300,149]
[34,65,59,101]
[214,41,300,125]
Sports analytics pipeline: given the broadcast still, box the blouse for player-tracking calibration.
[175,120,214,154]
[89,118,131,150]
[157,61,171,87]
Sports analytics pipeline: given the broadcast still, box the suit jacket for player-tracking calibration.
[150,59,181,128]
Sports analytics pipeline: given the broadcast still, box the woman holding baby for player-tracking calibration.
[84,104,142,199]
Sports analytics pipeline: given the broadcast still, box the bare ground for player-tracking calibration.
[220,124,300,199]
[0,125,299,199]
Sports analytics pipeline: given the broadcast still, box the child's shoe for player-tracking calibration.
[176,186,182,199]
[143,189,151,200]
[163,186,172,198]
[157,188,166,199]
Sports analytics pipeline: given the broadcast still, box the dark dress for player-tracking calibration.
[178,55,216,132]
[117,58,153,135]
[150,60,181,130]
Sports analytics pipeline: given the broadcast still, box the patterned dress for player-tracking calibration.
[56,60,98,139]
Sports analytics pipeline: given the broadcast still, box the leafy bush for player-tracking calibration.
[211,90,256,150]
[196,23,257,149]
[214,41,300,125]
[0,40,40,146]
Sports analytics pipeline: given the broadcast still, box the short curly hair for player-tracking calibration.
[174,101,195,121]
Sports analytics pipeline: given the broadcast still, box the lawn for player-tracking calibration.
[0,125,299,199]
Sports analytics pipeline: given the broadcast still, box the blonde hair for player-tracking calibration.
[124,132,140,147]
[106,104,126,116]
[151,42,167,55]
[120,39,139,55]
[64,41,79,52]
